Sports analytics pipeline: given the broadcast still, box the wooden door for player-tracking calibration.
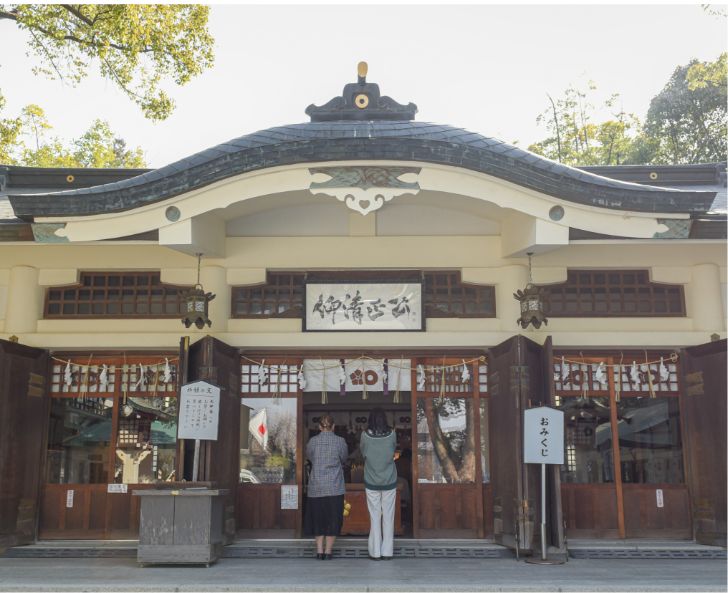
[0,340,49,547]
[487,335,562,553]
[236,355,302,537]
[680,339,726,546]
[183,336,242,542]
[555,350,691,539]
[412,356,485,538]
[39,353,180,539]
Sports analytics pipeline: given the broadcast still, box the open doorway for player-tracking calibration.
[303,389,413,537]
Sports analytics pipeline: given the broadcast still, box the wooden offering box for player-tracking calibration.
[134,488,229,566]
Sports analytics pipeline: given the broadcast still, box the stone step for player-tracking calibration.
[3,538,724,560]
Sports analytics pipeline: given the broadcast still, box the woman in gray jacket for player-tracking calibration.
[360,407,397,560]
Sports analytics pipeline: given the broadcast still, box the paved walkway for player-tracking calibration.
[0,555,725,592]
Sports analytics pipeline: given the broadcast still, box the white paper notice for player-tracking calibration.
[107,483,128,494]
[281,485,298,510]
[178,380,221,441]
[656,489,664,508]
[66,490,74,508]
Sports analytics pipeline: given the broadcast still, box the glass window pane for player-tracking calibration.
[616,397,683,484]
[479,399,490,483]
[240,398,297,484]
[557,396,614,484]
[416,398,475,484]
[114,396,178,484]
[46,397,113,484]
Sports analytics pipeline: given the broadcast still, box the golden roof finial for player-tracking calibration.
[357,61,368,81]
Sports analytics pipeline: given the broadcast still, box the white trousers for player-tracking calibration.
[365,488,396,558]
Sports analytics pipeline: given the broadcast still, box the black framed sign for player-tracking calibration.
[304,282,423,331]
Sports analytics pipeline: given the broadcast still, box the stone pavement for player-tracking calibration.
[0,555,726,592]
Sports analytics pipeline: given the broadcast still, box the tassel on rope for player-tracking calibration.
[383,359,389,397]
[122,353,128,406]
[645,351,656,398]
[81,354,93,393]
[615,354,624,403]
[439,359,447,402]
[273,361,285,403]
[320,359,328,405]
[361,359,368,401]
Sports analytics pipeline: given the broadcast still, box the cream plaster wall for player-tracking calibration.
[0,236,725,351]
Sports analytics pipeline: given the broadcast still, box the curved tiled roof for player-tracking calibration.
[8,121,716,219]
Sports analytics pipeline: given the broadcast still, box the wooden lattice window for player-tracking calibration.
[424,272,496,318]
[240,359,300,394]
[231,273,305,318]
[541,270,685,317]
[45,272,189,318]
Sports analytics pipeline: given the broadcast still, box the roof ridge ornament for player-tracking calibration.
[305,61,418,122]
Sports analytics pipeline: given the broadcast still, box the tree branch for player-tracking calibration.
[0,9,19,21]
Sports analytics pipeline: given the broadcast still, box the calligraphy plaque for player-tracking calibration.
[523,406,564,465]
[178,380,221,441]
[304,282,423,331]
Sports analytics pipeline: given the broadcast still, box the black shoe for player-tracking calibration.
[316,553,325,560]
[368,555,381,560]
[381,556,393,560]
[324,553,333,560]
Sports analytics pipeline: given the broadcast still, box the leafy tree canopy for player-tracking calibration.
[529,53,727,166]
[645,53,727,164]
[528,83,641,166]
[0,4,214,121]
[0,91,146,167]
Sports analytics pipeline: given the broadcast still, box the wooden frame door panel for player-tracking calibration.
[680,339,726,546]
[0,339,49,547]
[236,355,302,537]
[412,356,484,538]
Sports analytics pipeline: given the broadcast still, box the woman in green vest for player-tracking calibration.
[360,407,397,560]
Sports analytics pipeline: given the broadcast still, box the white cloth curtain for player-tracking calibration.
[301,359,411,392]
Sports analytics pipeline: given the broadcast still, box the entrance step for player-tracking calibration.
[3,538,724,560]
[225,538,512,559]
[2,538,512,559]
[567,539,726,559]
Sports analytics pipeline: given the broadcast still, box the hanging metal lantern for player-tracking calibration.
[181,254,216,329]
[513,253,548,329]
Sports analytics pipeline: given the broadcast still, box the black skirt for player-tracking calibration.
[304,494,344,536]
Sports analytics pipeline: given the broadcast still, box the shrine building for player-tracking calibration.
[0,63,725,554]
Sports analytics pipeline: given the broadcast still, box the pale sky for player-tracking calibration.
[0,3,726,168]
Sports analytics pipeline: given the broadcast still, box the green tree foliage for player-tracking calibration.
[528,83,641,166]
[644,53,727,164]
[0,4,214,120]
[0,93,146,167]
[529,54,727,166]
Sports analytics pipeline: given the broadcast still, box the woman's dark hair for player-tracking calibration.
[318,414,335,430]
[367,407,390,435]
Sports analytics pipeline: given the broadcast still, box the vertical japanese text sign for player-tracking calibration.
[523,406,564,465]
[178,380,221,441]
